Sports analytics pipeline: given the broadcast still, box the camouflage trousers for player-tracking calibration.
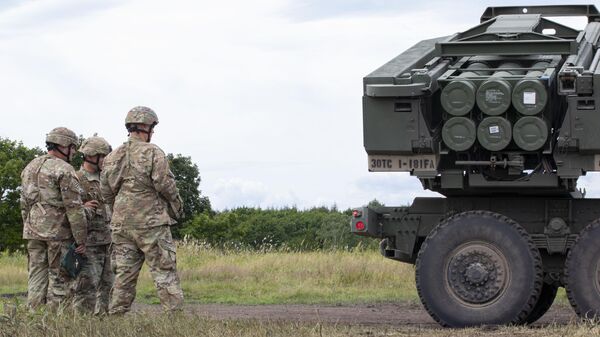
[26,239,74,311]
[72,244,114,315]
[109,225,183,315]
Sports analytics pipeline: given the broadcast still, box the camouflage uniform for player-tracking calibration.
[71,136,114,315]
[72,168,113,314]
[20,127,87,311]
[101,106,184,314]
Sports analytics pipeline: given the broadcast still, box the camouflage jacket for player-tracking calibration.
[76,168,111,246]
[20,154,87,244]
[101,135,183,229]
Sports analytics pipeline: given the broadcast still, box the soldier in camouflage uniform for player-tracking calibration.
[101,106,184,315]
[20,127,87,311]
[72,135,114,315]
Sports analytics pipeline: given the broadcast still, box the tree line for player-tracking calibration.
[0,137,378,251]
[179,206,375,250]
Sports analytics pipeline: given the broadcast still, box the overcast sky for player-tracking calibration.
[0,0,597,210]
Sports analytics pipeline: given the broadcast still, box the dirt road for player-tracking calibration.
[135,302,577,327]
[3,292,576,327]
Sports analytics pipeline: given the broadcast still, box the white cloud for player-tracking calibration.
[210,177,300,209]
[211,178,268,209]
[578,173,600,198]
[352,173,441,207]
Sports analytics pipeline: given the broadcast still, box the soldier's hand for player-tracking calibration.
[84,200,100,209]
[75,244,86,255]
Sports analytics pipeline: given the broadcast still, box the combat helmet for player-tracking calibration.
[125,106,159,126]
[79,135,112,156]
[46,127,78,147]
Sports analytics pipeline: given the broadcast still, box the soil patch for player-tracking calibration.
[134,302,577,327]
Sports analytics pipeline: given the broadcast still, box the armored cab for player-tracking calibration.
[353,5,600,327]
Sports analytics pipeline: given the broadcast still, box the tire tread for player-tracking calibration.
[415,210,543,327]
[564,219,600,318]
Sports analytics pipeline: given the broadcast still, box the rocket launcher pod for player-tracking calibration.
[442,117,477,151]
[512,61,550,115]
[513,116,548,151]
[441,62,491,116]
[476,62,524,116]
[477,116,512,151]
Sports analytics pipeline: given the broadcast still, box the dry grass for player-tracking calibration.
[146,243,418,304]
[1,243,416,304]
[0,304,598,337]
[0,242,568,305]
[0,252,28,295]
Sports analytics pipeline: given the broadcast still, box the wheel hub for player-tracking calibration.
[465,263,489,284]
[446,244,509,305]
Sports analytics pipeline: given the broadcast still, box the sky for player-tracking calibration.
[0,0,597,210]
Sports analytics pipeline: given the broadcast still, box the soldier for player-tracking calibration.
[72,135,114,315]
[101,106,184,315]
[20,127,87,311]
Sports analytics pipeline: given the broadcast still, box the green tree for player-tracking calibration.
[181,206,377,250]
[368,198,385,207]
[167,154,211,229]
[0,138,44,251]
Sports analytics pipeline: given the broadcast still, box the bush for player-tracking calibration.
[180,207,377,250]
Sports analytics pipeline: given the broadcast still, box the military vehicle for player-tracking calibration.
[351,5,600,327]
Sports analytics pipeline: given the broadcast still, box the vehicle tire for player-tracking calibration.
[415,211,543,327]
[565,220,600,318]
[521,282,558,324]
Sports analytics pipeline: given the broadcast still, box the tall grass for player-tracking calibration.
[0,241,570,305]
[171,241,417,304]
[0,241,416,304]
[0,252,27,296]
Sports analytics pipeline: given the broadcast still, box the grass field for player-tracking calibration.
[1,241,570,305]
[0,242,419,304]
[1,241,581,337]
[0,242,571,304]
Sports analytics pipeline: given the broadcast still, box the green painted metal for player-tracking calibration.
[480,5,600,23]
[477,116,512,151]
[476,62,522,115]
[442,117,477,151]
[512,79,547,115]
[440,80,477,116]
[441,62,490,115]
[513,116,548,151]
[477,79,512,115]
[436,40,577,56]
[512,61,550,115]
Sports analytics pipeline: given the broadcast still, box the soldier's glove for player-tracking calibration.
[60,243,87,279]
